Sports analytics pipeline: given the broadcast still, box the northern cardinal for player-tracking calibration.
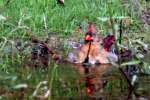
[67,41,112,64]
[67,23,118,64]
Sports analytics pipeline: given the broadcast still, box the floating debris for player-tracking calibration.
[0,15,6,21]
[13,83,28,89]
[32,81,50,99]
[141,8,150,25]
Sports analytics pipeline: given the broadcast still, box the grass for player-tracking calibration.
[0,0,128,37]
[0,0,150,99]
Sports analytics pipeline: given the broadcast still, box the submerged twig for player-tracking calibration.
[108,2,135,100]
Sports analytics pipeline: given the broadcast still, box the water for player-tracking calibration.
[56,62,150,99]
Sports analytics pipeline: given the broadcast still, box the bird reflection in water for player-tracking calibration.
[72,63,112,97]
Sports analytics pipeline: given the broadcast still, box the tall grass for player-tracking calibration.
[0,0,128,37]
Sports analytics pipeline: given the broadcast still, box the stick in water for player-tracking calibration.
[83,42,92,64]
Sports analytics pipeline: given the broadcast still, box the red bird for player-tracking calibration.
[84,23,96,43]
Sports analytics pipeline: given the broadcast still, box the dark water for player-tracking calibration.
[0,59,150,100]
[58,62,150,100]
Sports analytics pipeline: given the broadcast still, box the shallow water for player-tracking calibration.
[56,62,150,99]
[0,60,150,99]
[0,38,150,99]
